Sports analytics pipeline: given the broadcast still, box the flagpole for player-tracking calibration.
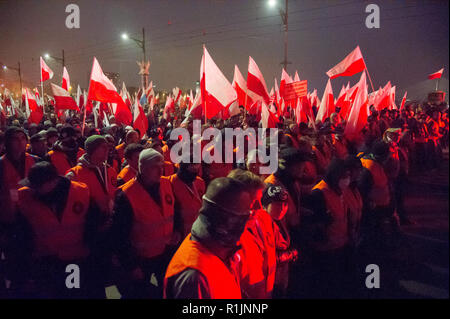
[362,57,375,92]
[436,78,439,91]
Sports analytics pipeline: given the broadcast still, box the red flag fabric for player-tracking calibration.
[428,68,444,80]
[316,79,335,122]
[62,67,70,91]
[232,65,257,110]
[261,102,278,129]
[376,81,392,111]
[326,46,366,79]
[163,95,175,120]
[40,57,54,82]
[247,56,271,104]
[200,46,237,119]
[400,91,407,110]
[25,88,43,124]
[133,99,148,138]
[51,83,79,111]
[344,71,368,140]
[279,68,292,98]
[87,57,132,125]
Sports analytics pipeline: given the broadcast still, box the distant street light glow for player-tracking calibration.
[121,33,129,40]
[44,53,50,59]
[2,65,7,70]
[268,0,277,8]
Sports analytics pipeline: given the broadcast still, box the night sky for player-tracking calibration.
[0,0,448,100]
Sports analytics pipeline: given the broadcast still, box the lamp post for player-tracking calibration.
[1,61,22,95]
[44,50,65,68]
[269,0,290,71]
[122,28,149,88]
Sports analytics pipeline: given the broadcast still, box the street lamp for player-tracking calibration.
[43,50,65,68]
[1,61,22,95]
[269,0,290,71]
[121,27,148,88]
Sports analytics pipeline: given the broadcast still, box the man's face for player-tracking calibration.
[91,142,109,164]
[31,139,47,156]
[128,152,141,170]
[10,132,27,155]
[140,158,164,184]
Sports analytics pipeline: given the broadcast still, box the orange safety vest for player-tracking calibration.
[115,143,126,163]
[121,177,174,259]
[0,153,36,223]
[168,174,205,237]
[162,143,171,163]
[244,209,277,298]
[117,165,137,185]
[67,164,117,214]
[164,235,242,299]
[18,181,90,261]
[164,161,175,177]
[48,148,85,175]
[312,180,349,251]
[360,158,390,207]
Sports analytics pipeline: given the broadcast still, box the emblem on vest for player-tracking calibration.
[165,194,173,205]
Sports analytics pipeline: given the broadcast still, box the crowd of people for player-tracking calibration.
[0,96,448,299]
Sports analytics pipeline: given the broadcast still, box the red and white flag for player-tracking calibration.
[62,67,70,91]
[200,46,237,119]
[185,89,203,120]
[400,91,407,110]
[428,68,444,80]
[279,68,292,98]
[87,57,132,125]
[163,95,175,120]
[344,71,369,140]
[294,71,300,82]
[133,99,148,138]
[261,102,278,129]
[51,83,79,111]
[316,79,335,122]
[247,56,271,104]
[25,88,43,124]
[40,57,54,82]
[326,46,366,79]
[376,81,392,111]
[232,65,257,110]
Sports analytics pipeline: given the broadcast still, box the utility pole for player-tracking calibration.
[1,61,22,95]
[280,0,290,71]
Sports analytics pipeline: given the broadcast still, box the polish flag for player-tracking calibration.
[25,88,43,124]
[326,46,366,79]
[390,86,396,110]
[133,99,148,138]
[294,71,300,82]
[295,97,308,124]
[62,67,70,91]
[279,68,292,98]
[247,56,271,104]
[400,91,407,110]
[261,102,278,129]
[186,89,203,119]
[40,57,54,82]
[232,65,257,110]
[200,46,237,119]
[51,83,79,111]
[376,81,392,111]
[173,87,182,103]
[87,57,132,125]
[344,71,369,140]
[428,68,444,80]
[163,95,175,120]
[316,79,335,122]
